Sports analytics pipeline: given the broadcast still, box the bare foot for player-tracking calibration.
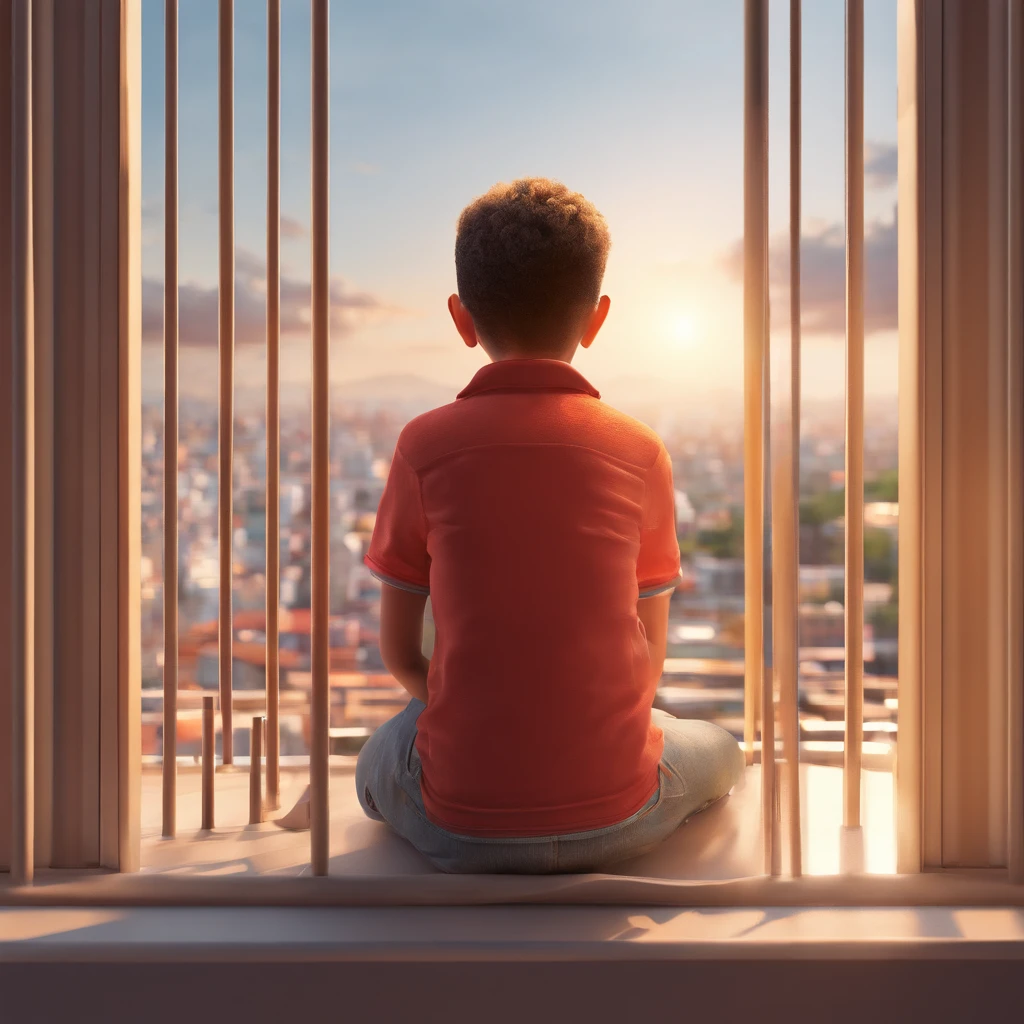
[274,784,310,831]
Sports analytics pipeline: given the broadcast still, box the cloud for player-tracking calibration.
[865,142,898,190]
[142,248,404,347]
[280,215,306,239]
[722,208,897,336]
[140,201,308,243]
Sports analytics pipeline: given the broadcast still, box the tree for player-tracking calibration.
[800,489,845,526]
[864,527,896,584]
[696,509,744,560]
[870,599,899,639]
[866,469,898,503]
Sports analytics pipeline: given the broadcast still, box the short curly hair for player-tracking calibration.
[454,178,611,351]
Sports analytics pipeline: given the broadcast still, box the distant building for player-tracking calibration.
[692,554,744,598]
[675,489,696,537]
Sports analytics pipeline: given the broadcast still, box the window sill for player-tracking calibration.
[135,761,898,879]
[2,762,1019,909]
[2,866,1022,910]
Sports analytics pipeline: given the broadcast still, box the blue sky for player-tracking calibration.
[141,0,898,407]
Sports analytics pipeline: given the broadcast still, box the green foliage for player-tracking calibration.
[695,509,744,560]
[866,469,899,503]
[870,600,899,639]
[688,474,897,570]
[864,526,896,583]
[800,489,846,526]
[800,471,897,527]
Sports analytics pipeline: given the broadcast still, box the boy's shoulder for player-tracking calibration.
[587,401,667,455]
[395,395,667,471]
[391,400,461,458]
[389,400,462,471]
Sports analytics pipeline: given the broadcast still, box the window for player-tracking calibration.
[135,0,901,881]
[2,0,1022,901]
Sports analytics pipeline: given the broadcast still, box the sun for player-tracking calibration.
[667,310,698,348]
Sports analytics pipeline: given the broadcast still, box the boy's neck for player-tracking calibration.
[484,343,580,365]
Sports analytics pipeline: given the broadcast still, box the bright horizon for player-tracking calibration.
[140,0,899,409]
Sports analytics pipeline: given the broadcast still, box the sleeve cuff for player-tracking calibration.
[365,560,430,596]
[638,573,680,599]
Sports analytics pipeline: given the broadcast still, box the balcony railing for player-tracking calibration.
[149,0,874,879]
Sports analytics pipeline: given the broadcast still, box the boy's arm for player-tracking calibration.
[364,438,432,702]
[636,444,681,691]
[378,582,430,704]
[638,590,672,687]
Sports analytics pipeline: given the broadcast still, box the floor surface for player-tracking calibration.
[140,762,896,879]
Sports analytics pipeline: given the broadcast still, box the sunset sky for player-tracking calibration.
[140,0,899,411]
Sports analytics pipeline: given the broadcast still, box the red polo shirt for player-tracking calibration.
[365,358,681,836]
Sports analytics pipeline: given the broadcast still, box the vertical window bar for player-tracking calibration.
[310,0,331,876]
[1007,0,1024,885]
[218,0,234,765]
[844,0,865,835]
[744,0,775,875]
[11,0,36,887]
[768,0,804,878]
[895,0,924,877]
[31,0,55,872]
[742,0,761,771]
[266,0,281,812]
[162,0,178,839]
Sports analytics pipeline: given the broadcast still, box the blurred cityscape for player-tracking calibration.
[140,378,899,767]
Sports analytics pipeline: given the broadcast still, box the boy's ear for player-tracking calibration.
[579,295,611,350]
[448,294,479,349]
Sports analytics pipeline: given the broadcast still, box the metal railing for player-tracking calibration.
[309,0,331,878]
[844,0,866,850]
[743,0,865,877]
[160,0,331,874]
[154,0,866,881]
[742,0,770,878]
[772,0,803,879]
[162,0,177,840]
[265,0,282,814]
[10,0,36,887]
[217,0,235,769]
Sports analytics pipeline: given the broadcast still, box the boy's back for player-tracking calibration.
[366,356,681,836]
[297,176,744,871]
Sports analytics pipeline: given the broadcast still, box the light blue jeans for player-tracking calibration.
[355,699,745,874]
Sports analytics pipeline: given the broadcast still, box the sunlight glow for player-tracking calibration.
[669,311,698,347]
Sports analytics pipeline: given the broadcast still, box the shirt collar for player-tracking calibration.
[456,359,601,401]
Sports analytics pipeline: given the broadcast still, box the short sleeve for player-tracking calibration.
[365,445,431,595]
[637,445,681,598]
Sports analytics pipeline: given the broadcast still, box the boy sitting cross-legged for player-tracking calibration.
[283,177,743,873]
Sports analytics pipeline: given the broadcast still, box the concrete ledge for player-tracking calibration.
[4,958,1023,1024]
[2,905,1024,962]
[2,866,1023,909]
[2,906,1024,1024]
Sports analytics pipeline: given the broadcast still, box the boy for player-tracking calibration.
[285,178,743,873]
